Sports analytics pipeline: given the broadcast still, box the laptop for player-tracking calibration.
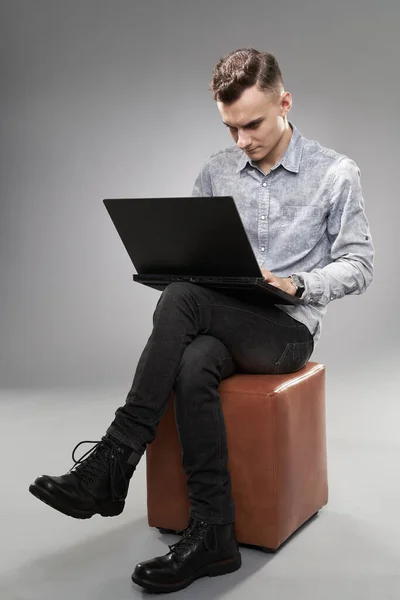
[103,196,301,306]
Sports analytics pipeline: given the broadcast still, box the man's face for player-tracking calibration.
[217,84,291,165]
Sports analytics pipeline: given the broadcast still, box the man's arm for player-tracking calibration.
[192,162,212,197]
[294,157,374,306]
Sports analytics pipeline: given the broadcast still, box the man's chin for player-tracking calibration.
[246,147,266,161]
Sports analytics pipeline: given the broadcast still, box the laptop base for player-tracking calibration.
[133,274,299,306]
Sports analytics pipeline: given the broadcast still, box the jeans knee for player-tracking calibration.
[176,348,216,387]
[163,281,198,298]
[174,335,233,390]
[154,282,198,319]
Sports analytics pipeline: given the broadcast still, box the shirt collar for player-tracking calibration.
[235,122,304,174]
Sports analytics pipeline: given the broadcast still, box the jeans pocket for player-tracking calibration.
[272,340,314,375]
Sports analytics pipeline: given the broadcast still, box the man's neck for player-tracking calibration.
[257,122,293,174]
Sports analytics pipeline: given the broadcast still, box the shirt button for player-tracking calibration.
[261,247,265,252]
[261,215,265,220]
[262,182,267,187]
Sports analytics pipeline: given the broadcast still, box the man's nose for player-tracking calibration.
[237,131,251,149]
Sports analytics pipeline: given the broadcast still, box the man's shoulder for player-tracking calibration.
[202,145,243,171]
[301,131,353,171]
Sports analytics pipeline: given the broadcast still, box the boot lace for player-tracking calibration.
[69,437,130,501]
[168,520,218,560]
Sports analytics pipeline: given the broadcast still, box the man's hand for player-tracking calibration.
[260,268,297,296]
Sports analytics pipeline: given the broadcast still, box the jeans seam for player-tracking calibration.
[216,355,225,522]
[213,400,223,521]
[218,355,234,522]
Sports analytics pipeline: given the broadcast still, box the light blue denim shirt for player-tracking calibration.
[192,122,375,348]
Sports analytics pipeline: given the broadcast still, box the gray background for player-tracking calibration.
[1,0,397,389]
[1,1,399,599]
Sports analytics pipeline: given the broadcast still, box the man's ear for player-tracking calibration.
[280,91,292,117]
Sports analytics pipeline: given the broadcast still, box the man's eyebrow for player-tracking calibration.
[223,117,264,128]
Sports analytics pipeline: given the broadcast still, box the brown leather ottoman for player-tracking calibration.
[145,361,328,551]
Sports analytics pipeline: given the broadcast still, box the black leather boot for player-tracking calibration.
[29,434,141,519]
[131,518,242,593]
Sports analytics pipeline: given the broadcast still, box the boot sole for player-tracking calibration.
[29,483,125,519]
[131,552,242,593]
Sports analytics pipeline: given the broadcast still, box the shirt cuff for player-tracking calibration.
[294,271,324,305]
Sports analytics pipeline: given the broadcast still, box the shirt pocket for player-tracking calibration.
[279,205,323,255]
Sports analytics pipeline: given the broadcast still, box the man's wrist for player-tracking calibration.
[288,274,305,298]
[284,277,297,296]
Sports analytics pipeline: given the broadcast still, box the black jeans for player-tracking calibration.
[107,282,314,525]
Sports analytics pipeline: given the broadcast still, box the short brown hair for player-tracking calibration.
[210,48,284,104]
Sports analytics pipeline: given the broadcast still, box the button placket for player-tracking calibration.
[259,177,270,256]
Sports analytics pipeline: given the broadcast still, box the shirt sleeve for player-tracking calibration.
[295,157,375,306]
[192,161,213,197]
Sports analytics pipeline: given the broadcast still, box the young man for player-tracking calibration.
[29,48,374,593]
